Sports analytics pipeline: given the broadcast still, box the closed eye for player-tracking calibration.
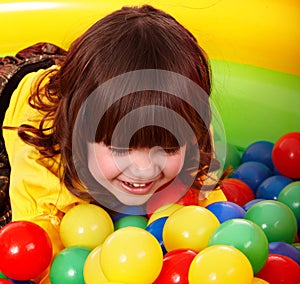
[160,147,180,155]
[109,146,131,156]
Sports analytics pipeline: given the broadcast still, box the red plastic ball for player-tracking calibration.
[256,254,300,284]
[146,179,196,217]
[272,132,300,179]
[221,178,255,206]
[153,249,197,283]
[0,221,52,281]
[0,280,13,284]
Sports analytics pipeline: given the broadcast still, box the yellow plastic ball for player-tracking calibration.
[59,204,114,249]
[188,245,254,284]
[100,227,163,284]
[252,277,270,284]
[148,203,184,224]
[162,205,220,252]
[83,245,108,284]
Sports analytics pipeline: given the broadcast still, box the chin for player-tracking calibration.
[115,194,153,206]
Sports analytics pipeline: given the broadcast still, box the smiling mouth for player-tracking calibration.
[119,180,154,194]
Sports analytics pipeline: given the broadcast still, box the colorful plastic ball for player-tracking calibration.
[0,221,52,281]
[8,281,35,284]
[232,161,272,192]
[244,200,297,243]
[269,242,300,265]
[256,254,300,284]
[153,249,197,284]
[146,217,168,254]
[162,205,220,252]
[243,199,265,211]
[215,141,241,170]
[111,205,147,222]
[272,132,300,179]
[83,245,108,284]
[148,203,184,225]
[252,277,269,284]
[188,245,253,284]
[298,217,300,239]
[114,215,148,230]
[146,179,190,215]
[221,178,255,206]
[100,227,163,284]
[50,246,91,284]
[293,242,300,252]
[206,201,246,223]
[278,181,300,219]
[256,175,292,200]
[176,187,199,207]
[0,280,12,284]
[59,204,114,249]
[208,218,268,274]
[242,141,274,171]
[0,272,8,279]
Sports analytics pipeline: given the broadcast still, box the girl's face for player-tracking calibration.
[87,142,186,205]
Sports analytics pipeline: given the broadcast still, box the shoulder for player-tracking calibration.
[3,65,59,128]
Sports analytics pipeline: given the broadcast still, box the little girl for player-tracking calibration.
[2,4,226,272]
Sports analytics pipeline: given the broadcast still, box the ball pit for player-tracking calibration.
[1,1,300,283]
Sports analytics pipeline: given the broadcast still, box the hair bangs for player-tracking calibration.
[94,90,201,149]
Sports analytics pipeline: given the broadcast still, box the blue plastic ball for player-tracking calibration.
[243,199,265,211]
[111,205,147,222]
[146,217,168,254]
[269,242,300,265]
[242,141,274,170]
[232,161,272,193]
[206,201,246,223]
[256,175,293,200]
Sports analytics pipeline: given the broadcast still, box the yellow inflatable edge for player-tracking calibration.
[0,0,299,76]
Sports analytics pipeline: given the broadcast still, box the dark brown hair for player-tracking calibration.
[17,5,220,207]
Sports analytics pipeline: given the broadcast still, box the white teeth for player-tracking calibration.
[124,181,148,188]
[135,183,146,187]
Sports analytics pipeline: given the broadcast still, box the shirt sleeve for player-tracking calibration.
[2,68,88,258]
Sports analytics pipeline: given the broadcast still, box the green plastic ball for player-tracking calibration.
[244,200,297,244]
[278,181,300,219]
[114,215,148,230]
[208,218,268,274]
[50,246,91,284]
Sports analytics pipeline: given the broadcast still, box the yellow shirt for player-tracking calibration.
[3,67,88,256]
[3,66,226,283]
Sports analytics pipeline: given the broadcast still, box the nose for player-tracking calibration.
[124,148,165,180]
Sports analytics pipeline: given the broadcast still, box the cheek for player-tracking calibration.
[88,152,120,180]
[162,155,185,178]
